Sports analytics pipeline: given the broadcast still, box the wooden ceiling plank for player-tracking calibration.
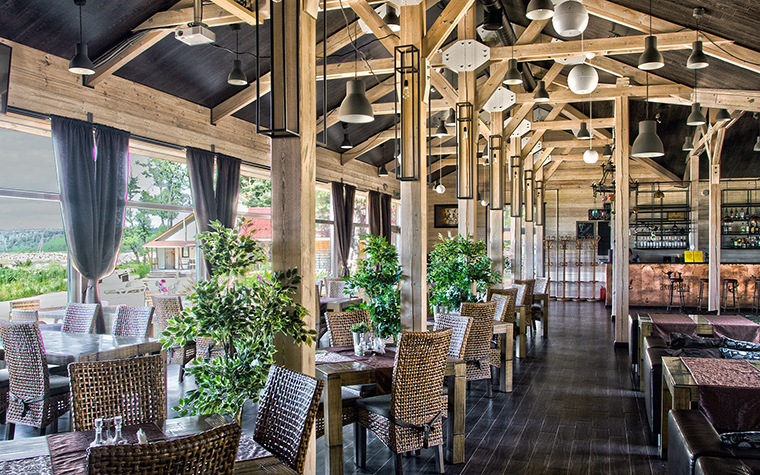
[345,0,400,54]
[210,0,258,25]
[86,30,172,87]
[422,0,476,59]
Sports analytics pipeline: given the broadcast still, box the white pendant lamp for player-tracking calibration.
[552,0,588,38]
[526,0,554,21]
[435,181,446,194]
[339,79,375,123]
[568,63,598,95]
[583,148,599,164]
[68,0,95,75]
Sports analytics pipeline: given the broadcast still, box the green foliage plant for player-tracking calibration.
[349,321,371,334]
[427,233,500,312]
[344,234,402,339]
[161,219,315,420]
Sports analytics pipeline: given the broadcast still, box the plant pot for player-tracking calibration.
[352,332,371,356]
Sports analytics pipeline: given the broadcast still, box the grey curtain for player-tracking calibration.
[186,148,241,274]
[331,182,355,277]
[51,116,130,334]
[368,191,392,243]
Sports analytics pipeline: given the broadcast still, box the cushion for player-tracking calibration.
[491,294,509,322]
[721,431,760,449]
[0,368,7,385]
[355,393,391,419]
[645,335,668,349]
[669,332,723,349]
[722,337,760,351]
[696,457,755,475]
[505,284,526,307]
[48,375,70,397]
[721,348,760,361]
[668,347,722,358]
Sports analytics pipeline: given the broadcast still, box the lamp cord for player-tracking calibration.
[79,3,84,43]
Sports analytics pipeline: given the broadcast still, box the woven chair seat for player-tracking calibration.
[355,393,392,418]
[47,375,70,397]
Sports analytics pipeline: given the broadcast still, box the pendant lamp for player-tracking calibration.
[533,80,550,102]
[584,97,598,164]
[445,108,456,127]
[68,0,95,75]
[638,0,663,70]
[602,144,613,158]
[339,79,375,123]
[631,120,664,158]
[687,103,706,127]
[340,123,352,149]
[687,9,709,69]
[552,0,588,38]
[227,25,248,86]
[577,122,591,140]
[754,136,760,152]
[584,148,599,164]
[568,63,598,95]
[503,58,523,86]
[682,136,694,151]
[715,109,731,123]
[378,163,389,177]
[384,7,400,32]
[435,181,446,193]
[435,118,449,138]
[526,0,554,21]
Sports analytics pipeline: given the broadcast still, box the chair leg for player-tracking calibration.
[394,453,404,475]
[5,423,15,440]
[52,418,59,434]
[38,425,46,436]
[435,445,445,474]
[414,449,420,456]
[354,423,367,468]
[178,364,185,383]
[487,378,493,398]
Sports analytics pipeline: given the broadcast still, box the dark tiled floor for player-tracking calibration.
[1,301,667,475]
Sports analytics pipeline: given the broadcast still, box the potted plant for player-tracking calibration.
[427,233,501,313]
[344,234,402,339]
[161,219,315,423]
[349,321,372,356]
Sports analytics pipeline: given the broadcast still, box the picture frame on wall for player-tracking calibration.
[434,204,459,228]
[576,221,595,239]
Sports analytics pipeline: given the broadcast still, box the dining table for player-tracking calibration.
[0,414,286,474]
[0,331,163,365]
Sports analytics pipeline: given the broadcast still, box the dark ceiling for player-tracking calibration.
[1,0,759,178]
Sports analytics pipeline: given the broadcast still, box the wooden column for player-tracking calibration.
[535,167,545,277]
[612,96,630,344]
[399,3,427,332]
[509,138,523,280]
[708,129,726,312]
[457,5,477,236]
[689,152,700,251]
[489,111,505,281]
[524,221,535,278]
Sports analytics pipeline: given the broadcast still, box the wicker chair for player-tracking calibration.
[87,422,241,475]
[62,303,100,333]
[0,368,7,425]
[10,309,39,323]
[531,277,550,335]
[487,293,514,369]
[253,366,324,474]
[68,354,167,431]
[0,321,70,439]
[514,279,536,307]
[325,278,351,298]
[9,299,39,317]
[433,313,472,360]
[487,288,518,324]
[460,301,497,397]
[151,295,196,382]
[325,309,371,347]
[111,305,154,338]
[354,329,453,474]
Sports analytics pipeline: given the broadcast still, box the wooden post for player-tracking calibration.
[269,0,317,472]
[510,137,523,281]
[689,151,700,251]
[535,167,545,277]
[708,129,726,312]
[524,221,535,279]
[613,96,630,344]
[399,2,427,332]
[489,111,505,281]
[457,5,477,236]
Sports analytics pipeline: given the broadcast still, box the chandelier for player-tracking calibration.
[591,160,638,198]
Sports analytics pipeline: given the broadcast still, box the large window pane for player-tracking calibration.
[0,129,58,193]
[316,185,331,220]
[316,223,332,279]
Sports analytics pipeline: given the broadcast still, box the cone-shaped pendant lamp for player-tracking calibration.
[631,120,664,158]
[434,118,449,138]
[602,144,613,158]
[378,163,389,176]
[339,79,375,123]
[68,0,95,75]
[526,0,554,21]
[503,58,523,86]
[384,7,400,32]
[533,80,550,102]
[682,136,694,151]
[715,108,731,123]
[638,36,664,70]
[577,122,591,140]
[755,136,760,152]
[445,108,456,127]
[227,25,248,86]
[687,41,709,69]
[687,102,706,126]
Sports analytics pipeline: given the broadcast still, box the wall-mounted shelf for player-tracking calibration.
[630,184,691,250]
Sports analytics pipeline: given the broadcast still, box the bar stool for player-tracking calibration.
[721,278,739,313]
[752,276,760,314]
[697,278,709,312]
[666,272,685,313]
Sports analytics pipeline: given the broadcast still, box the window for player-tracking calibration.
[315,185,333,280]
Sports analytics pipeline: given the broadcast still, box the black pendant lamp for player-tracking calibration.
[68,0,95,75]
[340,123,352,150]
[687,8,709,69]
[526,0,554,21]
[434,118,449,138]
[533,80,550,102]
[577,122,591,140]
[384,7,400,33]
[715,109,731,123]
[227,25,248,86]
[638,0,664,70]
[445,108,456,127]
[631,72,664,158]
[682,135,694,151]
[602,144,613,158]
[754,117,760,152]
[378,163,389,176]
[503,51,523,86]
[687,69,706,126]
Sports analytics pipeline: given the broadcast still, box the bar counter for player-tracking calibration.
[606,263,760,307]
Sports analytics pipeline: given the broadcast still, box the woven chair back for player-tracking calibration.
[487,288,518,323]
[460,301,496,381]
[515,279,535,306]
[87,422,241,475]
[325,278,350,298]
[0,321,51,428]
[390,329,452,438]
[68,354,167,431]
[490,294,513,323]
[253,366,324,474]
[111,306,154,338]
[325,309,371,347]
[9,299,40,313]
[534,277,549,295]
[10,309,39,323]
[151,295,183,336]
[62,303,100,334]
[433,314,472,360]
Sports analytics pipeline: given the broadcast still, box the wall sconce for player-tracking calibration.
[524,168,534,222]
[535,180,545,226]
[456,102,474,199]
[510,155,522,217]
[394,45,421,181]
[257,0,299,137]
[489,135,504,210]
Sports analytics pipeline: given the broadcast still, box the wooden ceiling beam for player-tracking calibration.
[345,0,399,54]
[544,159,563,181]
[340,128,396,163]
[542,138,613,149]
[422,0,476,59]
[521,104,566,157]
[133,4,240,31]
[693,89,760,113]
[209,0,258,25]
[529,117,614,131]
[86,30,173,87]
[429,157,457,174]
[317,58,395,79]
[585,56,673,86]
[513,83,691,105]
[631,157,682,183]
[532,147,555,173]
[429,69,491,139]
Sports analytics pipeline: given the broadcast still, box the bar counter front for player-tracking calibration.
[606,263,760,308]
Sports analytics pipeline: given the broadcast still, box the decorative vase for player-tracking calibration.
[352,332,370,356]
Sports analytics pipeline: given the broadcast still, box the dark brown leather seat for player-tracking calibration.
[696,456,760,475]
[644,346,670,438]
[668,410,732,475]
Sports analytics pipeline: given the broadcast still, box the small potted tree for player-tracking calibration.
[344,234,402,340]
[428,233,500,314]
[161,220,315,423]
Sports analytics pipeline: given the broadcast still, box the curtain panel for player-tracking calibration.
[331,182,355,277]
[368,190,392,243]
[51,116,130,334]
